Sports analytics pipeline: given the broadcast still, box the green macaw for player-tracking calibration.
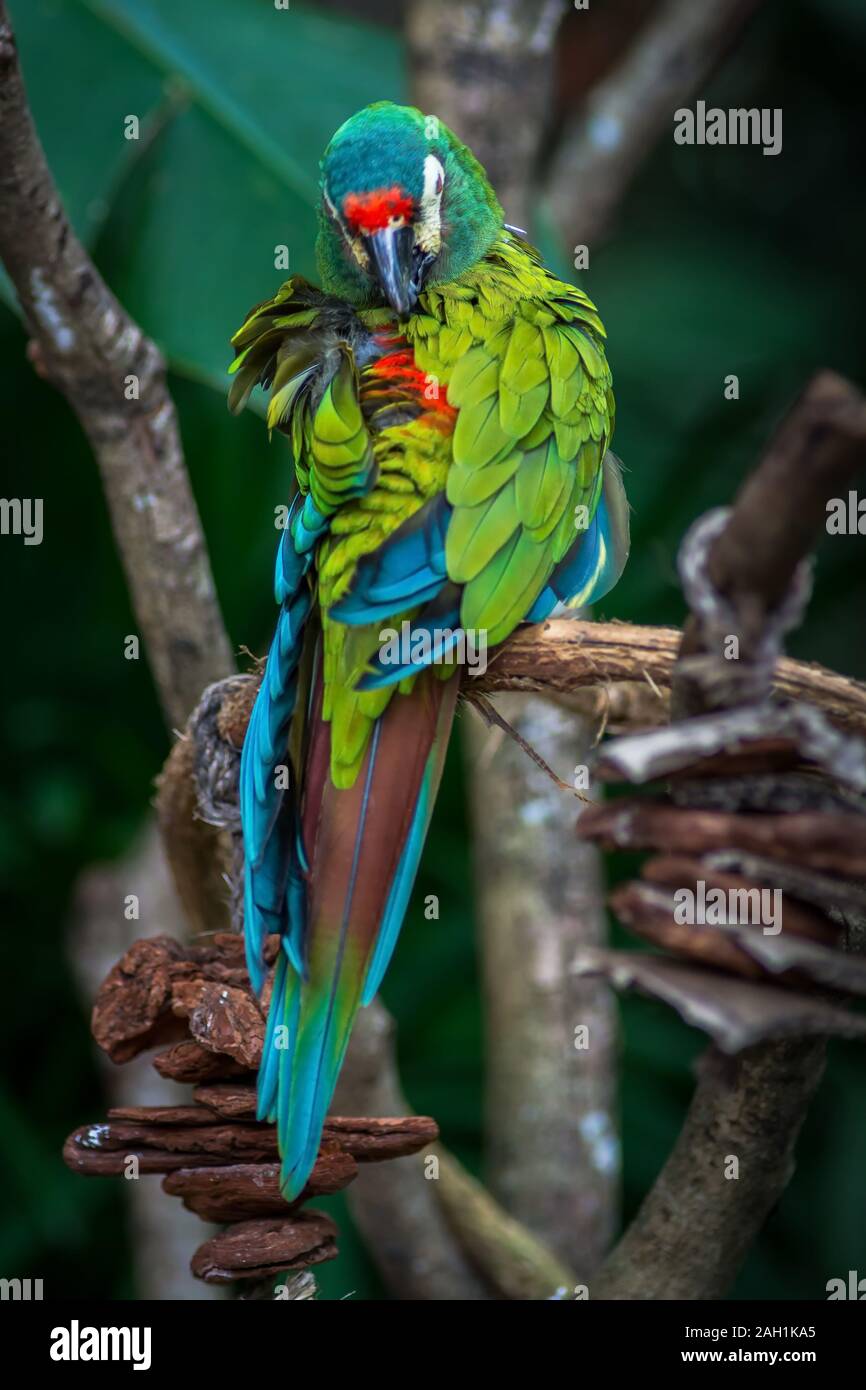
[229,101,629,1200]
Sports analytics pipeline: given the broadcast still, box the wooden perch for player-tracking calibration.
[71,929,440,1285]
[65,1111,436,1179]
[576,370,866,1300]
[153,1041,250,1084]
[154,623,866,872]
[91,932,258,1064]
[579,800,866,877]
[151,622,866,984]
[476,619,866,736]
[162,1161,357,1223]
[191,1213,338,1284]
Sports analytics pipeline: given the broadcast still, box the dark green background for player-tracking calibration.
[0,0,864,1300]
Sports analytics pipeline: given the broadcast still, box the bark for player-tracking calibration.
[464,697,618,1276]
[70,826,225,1300]
[408,0,564,228]
[65,1112,437,1174]
[475,619,866,738]
[584,371,866,1299]
[589,1041,827,1299]
[191,1213,338,1284]
[0,3,234,729]
[579,801,866,877]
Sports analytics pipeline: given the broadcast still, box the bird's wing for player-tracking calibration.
[334,237,629,680]
[231,283,464,1199]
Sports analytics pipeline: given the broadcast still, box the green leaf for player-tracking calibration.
[7,0,405,382]
[8,0,167,243]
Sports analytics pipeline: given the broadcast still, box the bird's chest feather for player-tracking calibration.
[316,321,460,607]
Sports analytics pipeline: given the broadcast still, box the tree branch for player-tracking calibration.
[676,370,866,716]
[0,3,234,728]
[332,1002,494,1300]
[475,619,866,738]
[587,370,866,1299]
[589,1039,827,1299]
[464,696,618,1276]
[546,0,762,249]
[408,0,563,229]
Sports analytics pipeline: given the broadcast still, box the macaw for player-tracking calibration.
[229,101,628,1200]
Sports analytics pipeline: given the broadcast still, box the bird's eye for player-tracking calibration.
[434,170,443,196]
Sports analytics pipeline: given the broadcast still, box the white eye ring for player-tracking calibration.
[423,154,445,202]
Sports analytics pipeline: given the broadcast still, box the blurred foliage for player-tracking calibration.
[0,0,863,1300]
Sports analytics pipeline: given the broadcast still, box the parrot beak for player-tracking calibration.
[365,224,417,317]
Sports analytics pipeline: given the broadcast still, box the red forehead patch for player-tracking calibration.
[343,187,415,234]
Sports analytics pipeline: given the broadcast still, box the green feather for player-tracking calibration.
[461,529,552,644]
[230,223,617,785]
[451,393,512,469]
[499,379,548,436]
[515,439,569,531]
[446,346,497,407]
[500,320,547,393]
[446,453,522,507]
[445,479,519,583]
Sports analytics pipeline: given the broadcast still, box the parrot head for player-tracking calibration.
[316,101,504,314]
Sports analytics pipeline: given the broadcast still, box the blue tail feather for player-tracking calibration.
[241,493,327,994]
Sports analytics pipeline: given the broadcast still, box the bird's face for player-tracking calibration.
[333,155,444,317]
[316,103,502,314]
